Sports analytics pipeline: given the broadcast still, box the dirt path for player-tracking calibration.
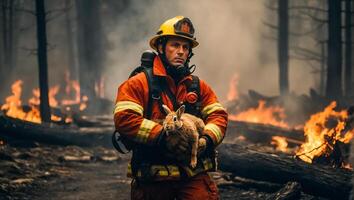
[29,159,131,200]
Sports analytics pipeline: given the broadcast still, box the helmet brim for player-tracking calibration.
[149,34,199,51]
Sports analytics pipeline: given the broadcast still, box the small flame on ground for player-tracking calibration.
[229,100,289,128]
[295,101,354,164]
[227,73,239,101]
[95,76,105,98]
[271,136,288,152]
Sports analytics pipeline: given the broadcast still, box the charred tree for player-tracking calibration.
[75,0,106,109]
[344,0,352,96]
[0,0,14,97]
[278,0,289,96]
[35,0,51,122]
[0,1,4,88]
[326,0,342,98]
[65,0,77,80]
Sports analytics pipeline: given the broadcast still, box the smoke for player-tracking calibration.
[104,0,317,102]
[2,0,318,105]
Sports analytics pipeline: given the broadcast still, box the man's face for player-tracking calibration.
[159,37,190,67]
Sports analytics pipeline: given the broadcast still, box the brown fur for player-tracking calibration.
[162,105,205,168]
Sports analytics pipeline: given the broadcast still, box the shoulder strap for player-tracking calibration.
[143,68,164,119]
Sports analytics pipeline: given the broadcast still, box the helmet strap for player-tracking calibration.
[157,37,196,78]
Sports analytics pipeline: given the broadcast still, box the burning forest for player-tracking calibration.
[1,0,354,200]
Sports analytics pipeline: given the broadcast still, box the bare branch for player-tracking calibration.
[290,54,323,62]
[262,20,278,30]
[289,6,327,13]
[20,46,37,56]
[290,22,326,37]
[290,45,322,61]
[261,33,277,41]
[264,1,277,11]
[46,10,67,23]
[298,10,328,23]
[13,7,35,15]
[45,7,69,15]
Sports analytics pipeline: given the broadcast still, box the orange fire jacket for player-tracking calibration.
[114,56,228,148]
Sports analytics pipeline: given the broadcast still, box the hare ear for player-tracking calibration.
[162,104,172,114]
[176,105,185,119]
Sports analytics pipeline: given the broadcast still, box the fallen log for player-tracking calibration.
[226,120,304,144]
[219,176,283,193]
[266,182,302,200]
[217,143,352,199]
[0,114,113,148]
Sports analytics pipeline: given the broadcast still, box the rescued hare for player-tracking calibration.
[162,104,205,168]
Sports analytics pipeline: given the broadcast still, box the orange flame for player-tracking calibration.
[1,80,42,123]
[1,80,67,123]
[62,80,81,105]
[227,74,239,101]
[295,101,354,164]
[61,79,88,112]
[229,100,289,128]
[271,136,288,152]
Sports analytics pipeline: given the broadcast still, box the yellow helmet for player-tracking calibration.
[149,16,199,51]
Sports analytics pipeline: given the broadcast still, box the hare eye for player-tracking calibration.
[173,116,177,122]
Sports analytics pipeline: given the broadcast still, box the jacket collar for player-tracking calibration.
[152,56,193,82]
[152,56,168,77]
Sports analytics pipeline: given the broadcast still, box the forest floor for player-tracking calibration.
[0,142,327,200]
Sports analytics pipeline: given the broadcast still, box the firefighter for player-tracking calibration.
[114,16,228,200]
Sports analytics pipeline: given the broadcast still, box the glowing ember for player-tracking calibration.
[295,101,354,164]
[271,136,288,152]
[227,73,239,101]
[79,95,88,111]
[229,100,289,128]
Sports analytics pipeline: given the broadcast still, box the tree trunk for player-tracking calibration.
[218,143,351,199]
[75,0,105,110]
[320,43,326,95]
[0,0,4,90]
[65,0,78,80]
[345,0,352,96]
[0,0,11,98]
[278,0,289,96]
[35,0,51,122]
[326,0,342,98]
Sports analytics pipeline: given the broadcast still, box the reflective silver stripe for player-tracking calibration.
[114,101,143,116]
[201,102,225,118]
[127,163,180,178]
[136,119,157,143]
[204,123,223,143]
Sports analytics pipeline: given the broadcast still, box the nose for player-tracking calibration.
[177,46,185,55]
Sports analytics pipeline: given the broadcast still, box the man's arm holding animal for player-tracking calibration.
[114,73,164,145]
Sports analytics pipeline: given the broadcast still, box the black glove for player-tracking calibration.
[197,135,213,156]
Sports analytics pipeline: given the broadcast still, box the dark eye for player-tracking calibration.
[173,116,177,122]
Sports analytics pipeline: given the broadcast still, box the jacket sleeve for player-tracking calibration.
[199,79,228,146]
[113,73,163,145]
